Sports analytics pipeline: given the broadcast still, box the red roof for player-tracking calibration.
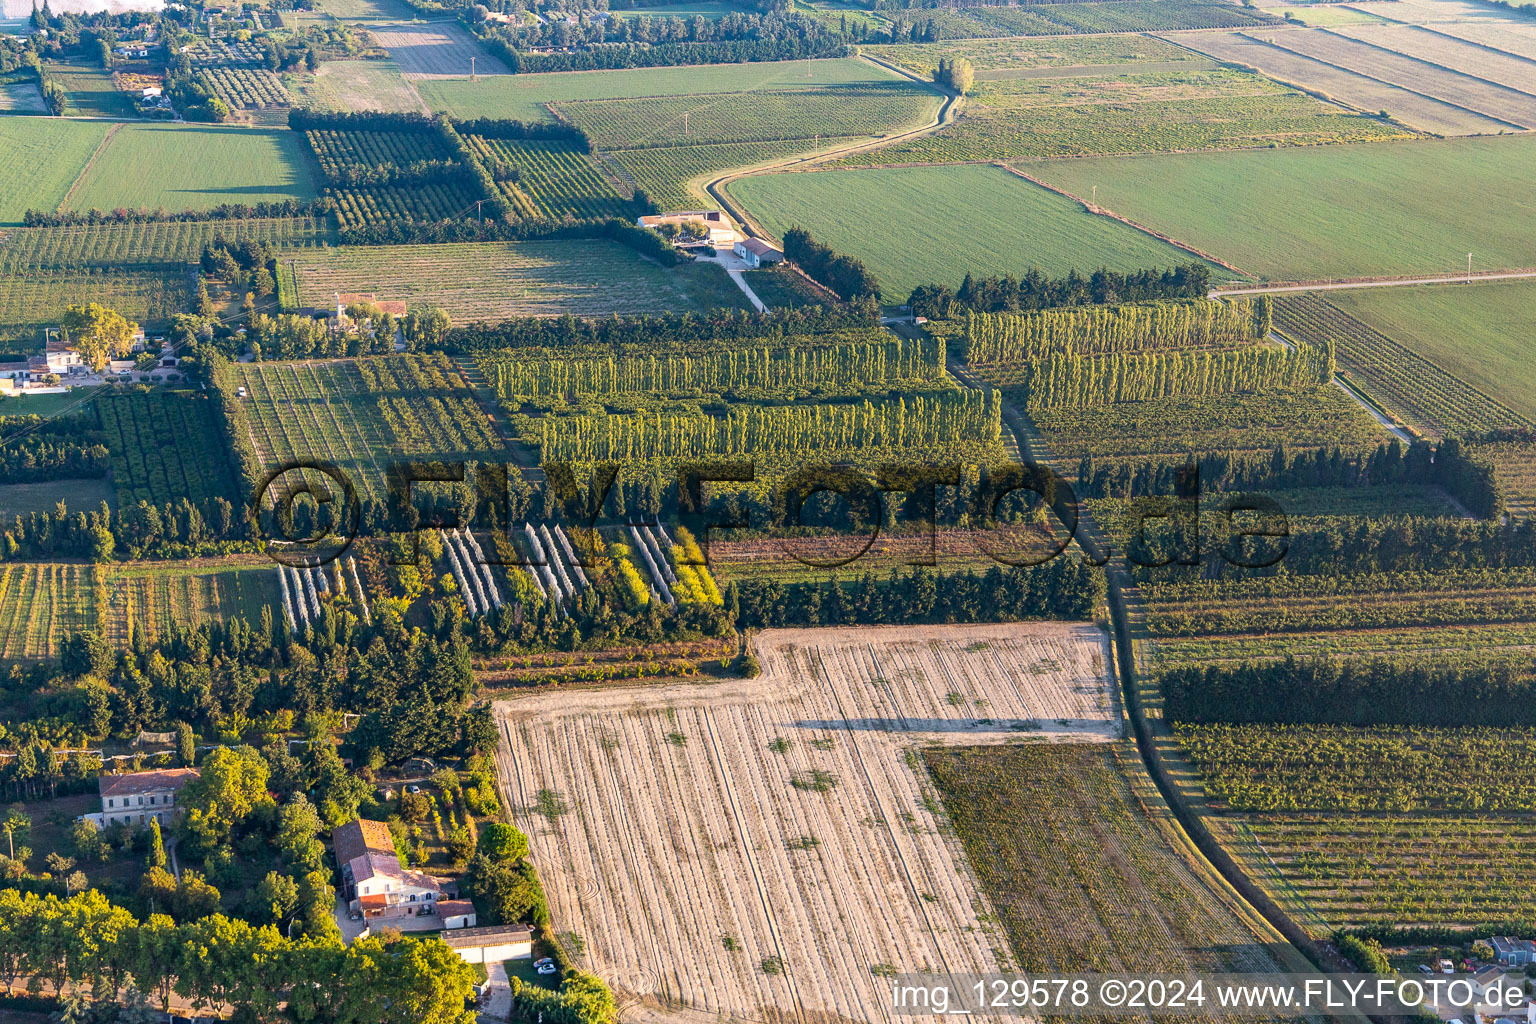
[99,768,199,799]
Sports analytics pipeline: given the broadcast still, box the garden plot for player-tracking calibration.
[495,622,1115,1022]
[371,21,509,77]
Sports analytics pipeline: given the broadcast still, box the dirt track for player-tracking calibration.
[494,622,1115,1024]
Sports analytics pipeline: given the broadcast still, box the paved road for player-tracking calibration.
[1214,268,1536,296]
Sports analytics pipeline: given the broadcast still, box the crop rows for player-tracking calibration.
[963,298,1268,364]
[305,128,452,178]
[1475,438,1536,520]
[481,331,942,403]
[327,181,477,228]
[556,85,936,151]
[525,389,1001,461]
[463,135,628,222]
[96,390,243,506]
[842,76,1404,165]
[604,138,854,212]
[0,217,331,272]
[1239,815,1536,928]
[198,67,289,110]
[0,561,276,662]
[495,624,1113,1017]
[927,741,1300,973]
[1028,388,1385,464]
[233,355,504,501]
[0,267,189,330]
[1274,293,1531,437]
[1179,723,1536,812]
[908,0,1273,38]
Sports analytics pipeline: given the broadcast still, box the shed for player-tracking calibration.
[734,237,783,269]
[440,924,533,964]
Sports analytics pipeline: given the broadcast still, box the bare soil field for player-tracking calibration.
[1176,30,1506,134]
[494,622,1116,1022]
[370,21,509,77]
[1428,19,1536,61]
[1337,21,1536,95]
[1344,0,1518,23]
[1245,25,1536,127]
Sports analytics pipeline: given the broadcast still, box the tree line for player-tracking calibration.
[443,303,872,353]
[908,263,1213,318]
[1015,340,1335,412]
[1163,655,1536,728]
[962,296,1270,364]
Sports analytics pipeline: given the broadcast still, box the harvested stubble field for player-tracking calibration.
[1174,30,1505,136]
[414,56,898,120]
[1430,19,1536,61]
[0,559,277,663]
[370,21,509,77]
[838,68,1405,165]
[284,59,427,113]
[1024,135,1536,281]
[1244,26,1536,128]
[1336,21,1536,95]
[730,163,1205,299]
[286,240,748,318]
[494,623,1115,1020]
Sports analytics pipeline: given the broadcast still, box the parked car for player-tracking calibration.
[535,957,558,976]
[405,784,421,794]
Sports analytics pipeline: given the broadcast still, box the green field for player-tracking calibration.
[283,59,426,113]
[614,1,744,16]
[606,137,863,211]
[1023,135,1536,281]
[414,56,903,120]
[0,117,112,224]
[729,163,1210,299]
[870,34,1205,75]
[287,239,751,319]
[43,59,137,117]
[840,69,1406,165]
[1327,280,1536,421]
[62,124,320,215]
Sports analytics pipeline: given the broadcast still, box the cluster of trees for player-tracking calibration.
[0,889,476,1024]
[932,55,974,94]
[733,561,1105,627]
[0,495,243,562]
[1213,515,1536,579]
[60,303,141,373]
[246,310,394,361]
[1163,655,1536,727]
[201,237,278,302]
[1014,339,1335,412]
[0,414,109,485]
[908,263,1214,318]
[1076,438,1504,519]
[782,227,880,302]
[961,297,1270,364]
[477,11,847,73]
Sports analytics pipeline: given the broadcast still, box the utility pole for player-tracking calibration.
[1091,185,1097,204]
[476,199,485,229]
[1467,252,1473,283]
[471,55,476,81]
[684,111,689,135]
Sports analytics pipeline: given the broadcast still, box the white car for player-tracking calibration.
[534,958,558,976]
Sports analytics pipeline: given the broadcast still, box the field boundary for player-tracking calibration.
[999,162,1253,276]
[1320,22,1536,103]
[1213,266,1536,293]
[1237,29,1531,130]
[56,122,122,214]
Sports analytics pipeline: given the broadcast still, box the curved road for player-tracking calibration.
[703,53,963,242]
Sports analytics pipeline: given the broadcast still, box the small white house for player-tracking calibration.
[734,237,783,269]
[436,899,478,929]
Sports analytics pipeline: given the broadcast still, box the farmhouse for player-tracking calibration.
[333,818,455,924]
[439,924,534,964]
[1490,937,1536,966]
[637,210,736,247]
[82,768,200,829]
[733,237,783,268]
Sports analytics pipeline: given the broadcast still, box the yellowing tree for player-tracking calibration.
[62,303,140,372]
[948,57,975,95]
